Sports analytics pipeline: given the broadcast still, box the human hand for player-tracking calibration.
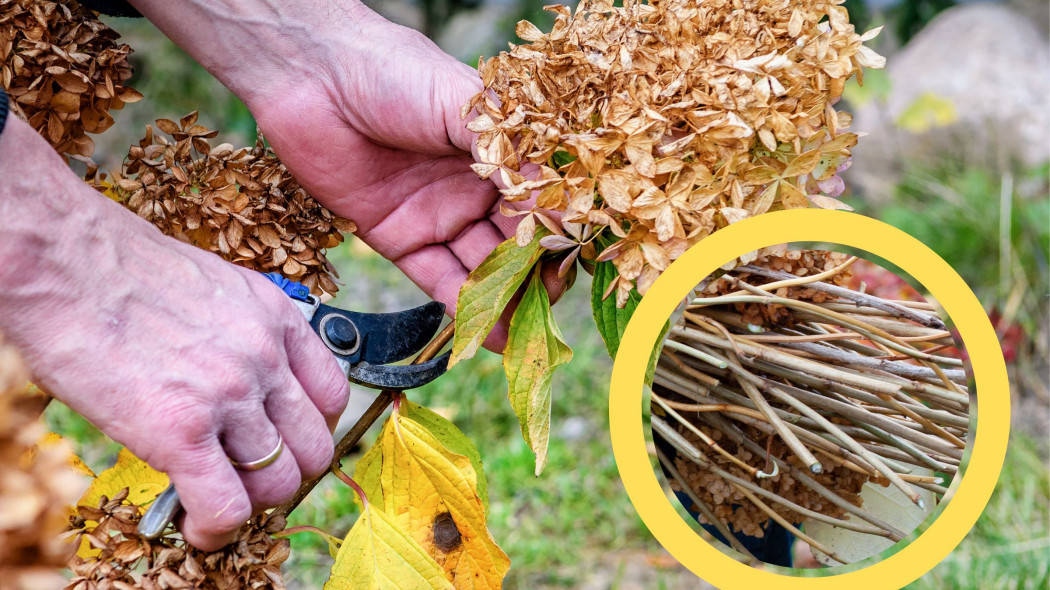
[129,0,555,350]
[0,116,350,551]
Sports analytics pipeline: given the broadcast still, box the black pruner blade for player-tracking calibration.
[309,300,449,390]
[311,300,444,365]
[347,350,451,390]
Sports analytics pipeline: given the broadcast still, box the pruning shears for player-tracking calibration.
[137,272,450,539]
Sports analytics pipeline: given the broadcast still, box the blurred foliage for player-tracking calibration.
[889,0,956,42]
[873,164,1049,338]
[120,23,256,138]
[842,0,872,33]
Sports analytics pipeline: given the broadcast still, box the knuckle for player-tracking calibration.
[146,396,216,464]
[314,366,350,418]
[240,321,284,371]
[297,438,334,479]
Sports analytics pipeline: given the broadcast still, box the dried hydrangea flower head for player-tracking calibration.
[466,0,884,306]
[700,246,853,325]
[0,0,141,159]
[670,423,872,538]
[67,503,290,590]
[106,113,356,296]
[0,336,80,590]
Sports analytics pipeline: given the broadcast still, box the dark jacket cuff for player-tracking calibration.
[77,0,142,18]
[0,91,10,143]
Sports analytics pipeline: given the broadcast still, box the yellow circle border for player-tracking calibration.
[609,209,1010,589]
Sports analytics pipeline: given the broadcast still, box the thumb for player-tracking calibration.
[439,59,485,154]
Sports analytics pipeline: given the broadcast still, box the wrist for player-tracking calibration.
[126,0,376,109]
[0,117,153,363]
[0,117,102,295]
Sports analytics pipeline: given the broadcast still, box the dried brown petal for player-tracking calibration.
[468,0,883,304]
[0,334,80,590]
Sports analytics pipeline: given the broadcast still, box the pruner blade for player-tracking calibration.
[265,274,451,391]
[309,300,445,366]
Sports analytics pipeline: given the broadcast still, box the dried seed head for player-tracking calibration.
[468,0,883,306]
[0,0,142,160]
[669,421,871,534]
[67,501,291,590]
[701,248,853,326]
[104,113,356,296]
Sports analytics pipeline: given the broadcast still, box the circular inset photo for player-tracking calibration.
[649,246,972,570]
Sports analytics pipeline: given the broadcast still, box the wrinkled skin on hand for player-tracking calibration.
[247,16,537,349]
[134,0,568,347]
[0,117,350,551]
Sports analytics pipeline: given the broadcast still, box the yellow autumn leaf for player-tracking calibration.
[78,447,169,510]
[37,432,95,477]
[325,488,453,590]
[354,435,385,512]
[399,401,489,510]
[354,401,489,510]
[73,448,168,559]
[356,401,510,589]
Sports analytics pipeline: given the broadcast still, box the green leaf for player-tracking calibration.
[450,229,548,367]
[591,259,666,384]
[325,492,453,590]
[550,149,577,168]
[591,259,635,359]
[503,267,573,475]
[399,400,489,510]
[647,321,670,386]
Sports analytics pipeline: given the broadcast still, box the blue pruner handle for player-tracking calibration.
[262,272,312,303]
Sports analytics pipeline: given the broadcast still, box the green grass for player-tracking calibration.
[44,401,122,473]
[909,434,1050,590]
[871,164,1049,338]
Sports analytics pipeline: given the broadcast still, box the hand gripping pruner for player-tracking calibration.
[137,272,450,539]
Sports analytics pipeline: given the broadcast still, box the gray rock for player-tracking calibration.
[848,3,1050,202]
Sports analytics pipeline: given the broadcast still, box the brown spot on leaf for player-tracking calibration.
[432,512,462,553]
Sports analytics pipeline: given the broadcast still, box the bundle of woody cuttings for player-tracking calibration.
[651,252,971,565]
